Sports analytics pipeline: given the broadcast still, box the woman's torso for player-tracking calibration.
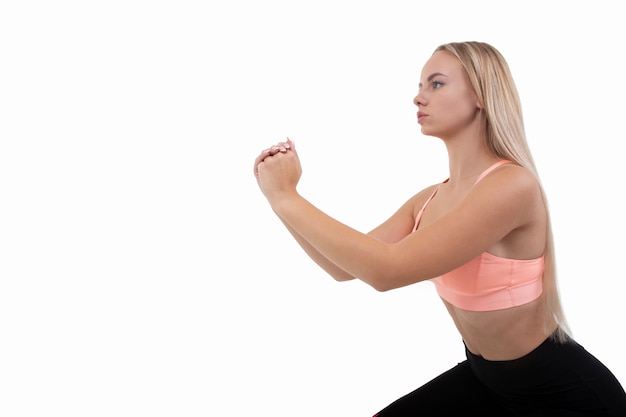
[414,162,557,360]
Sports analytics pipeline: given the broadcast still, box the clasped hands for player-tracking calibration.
[253,138,301,204]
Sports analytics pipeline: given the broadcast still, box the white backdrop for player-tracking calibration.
[1,1,624,416]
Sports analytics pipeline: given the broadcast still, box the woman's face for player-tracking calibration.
[413,51,481,139]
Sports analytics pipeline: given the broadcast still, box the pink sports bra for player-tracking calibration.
[413,160,544,311]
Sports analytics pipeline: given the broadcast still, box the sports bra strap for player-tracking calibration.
[474,160,512,185]
[412,179,448,232]
[413,161,512,232]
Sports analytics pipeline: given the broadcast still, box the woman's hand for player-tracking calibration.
[253,138,301,205]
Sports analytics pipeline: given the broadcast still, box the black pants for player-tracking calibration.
[374,334,626,416]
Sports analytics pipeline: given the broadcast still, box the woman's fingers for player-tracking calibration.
[254,138,295,178]
[269,140,291,155]
[253,149,272,178]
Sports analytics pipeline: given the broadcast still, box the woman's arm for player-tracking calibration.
[273,189,427,282]
[255,143,355,281]
[257,149,541,291]
[276,217,356,281]
[254,140,428,284]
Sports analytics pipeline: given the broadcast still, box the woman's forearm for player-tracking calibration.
[277,215,356,282]
[271,192,393,289]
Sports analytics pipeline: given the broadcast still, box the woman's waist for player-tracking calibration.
[445,298,554,361]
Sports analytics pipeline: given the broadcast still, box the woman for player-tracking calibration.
[253,41,626,416]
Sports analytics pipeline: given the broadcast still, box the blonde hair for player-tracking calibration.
[435,41,571,342]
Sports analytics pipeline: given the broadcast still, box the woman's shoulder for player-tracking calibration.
[405,182,445,218]
[408,182,444,204]
[468,163,544,224]
[476,162,540,195]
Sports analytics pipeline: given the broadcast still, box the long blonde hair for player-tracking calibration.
[435,41,571,342]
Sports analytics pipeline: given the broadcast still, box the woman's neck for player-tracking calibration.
[444,142,500,187]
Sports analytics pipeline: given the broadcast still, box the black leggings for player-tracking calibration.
[374,334,626,416]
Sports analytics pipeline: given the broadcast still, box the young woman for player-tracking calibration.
[253,41,626,416]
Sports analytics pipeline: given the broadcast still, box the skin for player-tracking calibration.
[253,51,556,360]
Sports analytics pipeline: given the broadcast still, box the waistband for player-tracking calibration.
[465,330,574,391]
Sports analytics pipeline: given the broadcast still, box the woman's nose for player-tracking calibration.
[413,92,426,107]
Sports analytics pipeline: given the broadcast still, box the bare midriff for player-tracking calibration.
[443,295,558,361]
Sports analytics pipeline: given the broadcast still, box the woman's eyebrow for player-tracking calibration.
[418,72,448,88]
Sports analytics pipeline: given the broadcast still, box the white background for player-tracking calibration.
[1,1,624,416]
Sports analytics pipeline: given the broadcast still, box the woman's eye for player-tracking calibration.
[432,81,443,89]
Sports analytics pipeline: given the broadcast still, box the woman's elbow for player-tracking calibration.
[364,270,419,292]
[364,274,398,292]
[333,275,357,283]
[329,271,392,290]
